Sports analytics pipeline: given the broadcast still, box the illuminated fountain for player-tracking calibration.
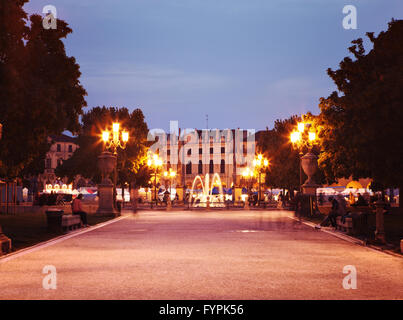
[190,173,225,207]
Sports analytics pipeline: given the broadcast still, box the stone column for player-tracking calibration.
[96,152,118,217]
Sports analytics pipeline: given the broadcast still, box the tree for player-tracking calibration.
[318,19,403,200]
[56,107,151,189]
[0,3,87,178]
[258,116,302,193]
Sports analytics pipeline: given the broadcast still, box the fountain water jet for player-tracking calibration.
[190,173,225,207]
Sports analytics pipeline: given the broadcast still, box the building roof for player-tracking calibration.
[49,134,78,144]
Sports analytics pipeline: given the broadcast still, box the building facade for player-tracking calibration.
[153,129,257,189]
[39,134,79,186]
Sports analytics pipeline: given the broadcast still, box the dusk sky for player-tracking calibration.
[25,0,402,132]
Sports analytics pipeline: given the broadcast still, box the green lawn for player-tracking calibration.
[303,208,403,249]
[0,213,114,252]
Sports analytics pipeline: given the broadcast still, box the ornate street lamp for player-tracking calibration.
[252,154,269,204]
[290,120,319,195]
[100,122,129,212]
[147,154,163,206]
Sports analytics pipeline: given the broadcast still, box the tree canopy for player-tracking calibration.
[56,106,151,188]
[0,1,87,178]
[318,19,403,189]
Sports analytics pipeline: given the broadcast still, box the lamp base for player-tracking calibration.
[96,183,118,217]
[302,184,321,196]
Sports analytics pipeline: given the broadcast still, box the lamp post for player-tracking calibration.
[102,123,129,209]
[290,121,318,195]
[147,154,163,206]
[164,168,176,210]
[164,168,177,194]
[242,167,254,207]
[252,154,269,205]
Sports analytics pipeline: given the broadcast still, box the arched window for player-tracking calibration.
[186,161,192,174]
[209,160,214,174]
[198,160,203,174]
[220,159,225,174]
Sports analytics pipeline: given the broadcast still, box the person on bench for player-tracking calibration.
[315,196,339,229]
[72,194,89,227]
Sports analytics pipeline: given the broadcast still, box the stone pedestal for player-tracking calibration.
[0,225,12,256]
[302,184,320,196]
[96,183,118,217]
[97,152,118,217]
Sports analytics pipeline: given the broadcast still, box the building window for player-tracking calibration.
[221,147,225,154]
[220,159,225,174]
[187,149,191,155]
[199,148,202,155]
[45,158,52,169]
[209,160,214,174]
[57,144,61,152]
[167,149,171,156]
[68,145,73,153]
[198,160,203,174]
[167,161,171,169]
[210,147,213,154]
[186,161,192,174]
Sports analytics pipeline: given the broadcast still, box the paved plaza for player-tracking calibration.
[0,210,402,299]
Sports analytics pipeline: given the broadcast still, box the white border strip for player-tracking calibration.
[0,214,129,264]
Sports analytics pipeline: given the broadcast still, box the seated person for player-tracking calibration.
[316,196,339,229]
[354,193,368,206]
[71,194,89,227]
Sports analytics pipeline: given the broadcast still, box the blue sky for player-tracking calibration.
[25,0,402,132]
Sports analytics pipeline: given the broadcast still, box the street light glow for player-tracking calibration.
[112,123,120,133]
[298,122,305,132]
[122,131,129,142]
[309,131,316,141]
[102,131,110,143]
[290,131,301,143]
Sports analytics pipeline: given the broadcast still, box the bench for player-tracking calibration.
[61,215,82,233]
[336,212,369,236]
[46,210,82,233]
[336,216,353,234]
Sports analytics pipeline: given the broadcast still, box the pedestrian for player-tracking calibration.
[294,191,302,221]
[315,196,339,229]
[318,192,324,206]
[72,194,89,227]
